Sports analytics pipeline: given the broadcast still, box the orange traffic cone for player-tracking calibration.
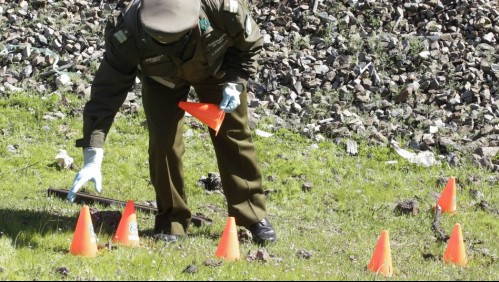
[113,200,140,247]
[215,217,240,261]
[443,223,467,266]
[436,176,457,213]
[70,205,98,257]
[179,101,225,136]
[367,230,393,277]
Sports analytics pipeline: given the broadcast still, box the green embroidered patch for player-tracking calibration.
[199,18,210,31]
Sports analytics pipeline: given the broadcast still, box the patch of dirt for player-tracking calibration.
[394,199,419,215]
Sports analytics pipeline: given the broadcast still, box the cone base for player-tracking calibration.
[433,204,457,214]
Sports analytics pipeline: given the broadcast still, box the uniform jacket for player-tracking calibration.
[76,0,263,148]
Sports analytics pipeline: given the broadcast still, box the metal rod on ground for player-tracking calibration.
[46,187,212,227]
[38,62,75,78]
[431,205,449,242]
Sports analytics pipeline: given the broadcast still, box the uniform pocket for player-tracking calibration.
[140,55,185,88]
[202,30,233,77]
[140,55,177,77]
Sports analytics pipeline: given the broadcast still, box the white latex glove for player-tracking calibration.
[219,82,243,113]
[67,147,104,203]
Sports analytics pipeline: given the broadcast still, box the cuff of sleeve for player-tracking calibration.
[225,73,248,92]
[75,138,87,148]
[75,133,105,148]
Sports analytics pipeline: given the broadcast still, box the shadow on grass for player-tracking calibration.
[0,205,221,250]
[138,224,221,241]
[0,208,77,249]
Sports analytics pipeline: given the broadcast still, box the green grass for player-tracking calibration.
[0,92,497,280]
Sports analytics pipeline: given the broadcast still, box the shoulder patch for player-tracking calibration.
[223,0,239,13]
[113,28,131,44]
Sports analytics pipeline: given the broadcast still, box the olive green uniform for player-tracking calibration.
[76,0,267,235]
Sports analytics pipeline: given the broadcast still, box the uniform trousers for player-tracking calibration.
[141,75,267,235]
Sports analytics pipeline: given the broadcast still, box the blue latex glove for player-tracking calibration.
[219,82,243,113]
[67,147,104,203]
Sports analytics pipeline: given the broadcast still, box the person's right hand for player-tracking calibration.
[67,147,104,203]
[219,82,243,113]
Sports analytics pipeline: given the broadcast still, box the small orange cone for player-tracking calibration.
[436,176,457,213]
[179,101,225,136]
[215,217,240,261]
[367,230,393,277]
[443,223,467,266]
[113,200,140,247]
[70,205,98,257]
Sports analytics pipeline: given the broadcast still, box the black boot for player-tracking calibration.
[247,218,277,245]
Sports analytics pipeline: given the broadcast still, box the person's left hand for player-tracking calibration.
[67,147,104,203]
[220,83,243,113]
